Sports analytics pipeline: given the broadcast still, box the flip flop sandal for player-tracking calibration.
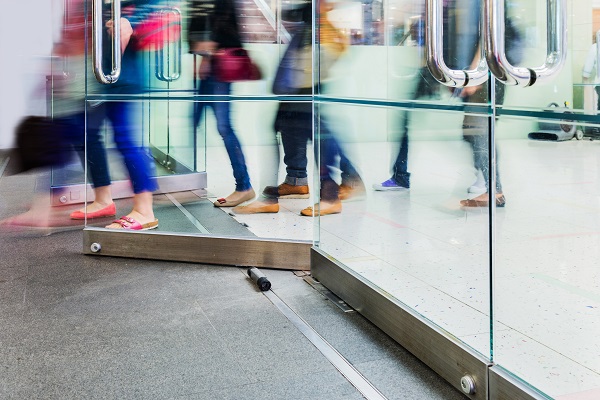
[109,216,159,231]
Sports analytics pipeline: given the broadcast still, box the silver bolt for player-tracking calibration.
[59,196,68,204]
[90,243,101,253]
[460,375,476,395]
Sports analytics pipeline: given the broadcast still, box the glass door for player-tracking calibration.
[80,0,314,271]
[75,0,600,397]
[492,0,600,398]
[313,0,600,398]
[313,0,495,396]
[50,0,204,207]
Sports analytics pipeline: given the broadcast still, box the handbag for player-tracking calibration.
[212,48,262,82]
[12,116,71,173]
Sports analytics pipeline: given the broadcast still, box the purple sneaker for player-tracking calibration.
[372,179,409,191]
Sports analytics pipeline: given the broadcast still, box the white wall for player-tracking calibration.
[0,1,55,149]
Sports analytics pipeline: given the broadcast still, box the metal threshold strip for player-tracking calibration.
[263,289,388,400]
[165,193,210,234]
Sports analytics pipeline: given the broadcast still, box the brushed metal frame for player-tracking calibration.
[489,366,548,400]
[83,229,312,271]
[311,248,490,400]
[311,248,551,400]
[50,171,206,206]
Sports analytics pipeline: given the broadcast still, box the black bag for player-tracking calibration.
[12,116,71,173]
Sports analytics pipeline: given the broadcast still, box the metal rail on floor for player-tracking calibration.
[264,289,388,400]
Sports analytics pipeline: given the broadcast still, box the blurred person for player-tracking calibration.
[3,0,162,230]
[582,30,600,110]
[65,0,161,229]
[372,13,428,192]
[455,0,522,207]
[188,0,255,207]
[233,0,364,216]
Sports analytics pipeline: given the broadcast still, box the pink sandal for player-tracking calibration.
[108,216,158,231]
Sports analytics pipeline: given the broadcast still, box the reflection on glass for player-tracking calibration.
[316,104,492,359]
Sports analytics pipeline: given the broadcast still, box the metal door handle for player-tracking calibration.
[485,0,567,86]
[425,0,488,87]
[92,0,121,84]
[155,7,182,82]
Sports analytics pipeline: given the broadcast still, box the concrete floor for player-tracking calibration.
[0,175,465,400]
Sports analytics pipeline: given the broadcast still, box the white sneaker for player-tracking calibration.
[468,170,487,194]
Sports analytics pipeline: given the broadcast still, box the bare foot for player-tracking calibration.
[0,209,51,228]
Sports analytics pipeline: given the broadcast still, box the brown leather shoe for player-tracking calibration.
[339,183,366,202]
[233,200,279,214]
[460,193,506,208]
[262,183,309,199]
[300,200,342,216]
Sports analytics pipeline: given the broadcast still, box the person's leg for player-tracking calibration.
[233,122,282,214]
[68,105,116,218]
[280,108,310,186]
[339,150,365,201]
[104,101,158,229]
[301,113,341,216]
[374,73,431,192]
[261,106,311,199]
[209,77,254,206]
[460,115,504,207]
[391,125,411,187]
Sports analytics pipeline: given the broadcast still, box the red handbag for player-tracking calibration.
[212,48,262,82]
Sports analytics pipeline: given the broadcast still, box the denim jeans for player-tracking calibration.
[194,76,251,191]
[63,102,158,194]
[389,67,440,188]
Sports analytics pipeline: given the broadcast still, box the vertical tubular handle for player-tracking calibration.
[155,8,182,82]
[485,0,567,86]
[425,0,488,87]
[92,0,121,84]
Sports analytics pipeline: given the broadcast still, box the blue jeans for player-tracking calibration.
[64,102,158,194]
[194,76,251,191]
[389,67,440,188]
[274,103,312,185]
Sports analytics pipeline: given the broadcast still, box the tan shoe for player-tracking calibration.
[300,200,342,216]
[262,183,309,199]
[339,183,366,202]
[233,200,279,214]
[460,193,506,207]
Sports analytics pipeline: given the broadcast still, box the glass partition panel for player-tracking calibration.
[314,101,494,358]
[79,0,317,242]
[493,114,600,398]
[491,0,600,397]
[50,0,87,193]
